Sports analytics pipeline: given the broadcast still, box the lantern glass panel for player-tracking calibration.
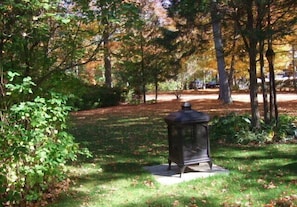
[183,125,194,147]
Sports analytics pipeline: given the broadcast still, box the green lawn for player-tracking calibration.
[48,111,297,207]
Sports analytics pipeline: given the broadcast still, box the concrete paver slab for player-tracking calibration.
[144,163,229,185]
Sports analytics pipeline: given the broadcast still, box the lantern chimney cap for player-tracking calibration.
[164,102,210,124]
[182,102,191,110]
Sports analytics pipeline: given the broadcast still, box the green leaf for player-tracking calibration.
[7,71,20,81]
[61,18,71,24]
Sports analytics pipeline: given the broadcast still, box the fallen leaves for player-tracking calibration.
[15,178,72,207]
[264,182,277,189]
[143,179,155,188]
[257,179,278,189]
[264,194,297,207]
[172,200,180,206]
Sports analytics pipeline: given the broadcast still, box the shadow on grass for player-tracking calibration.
[282,161,297,173]
[49,109,297,207]
[212,143,297,193]
[70,113,168,165]
[52,190,223,207]
[119,195,221,207]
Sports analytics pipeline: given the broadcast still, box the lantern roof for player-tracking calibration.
[164,102,210,124]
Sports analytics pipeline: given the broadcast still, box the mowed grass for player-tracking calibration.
[48,110,297,207]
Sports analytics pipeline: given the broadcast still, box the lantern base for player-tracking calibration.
[168,159,213,178]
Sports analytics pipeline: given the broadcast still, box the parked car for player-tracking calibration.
[189,80,204,89]
[206,81,219,88]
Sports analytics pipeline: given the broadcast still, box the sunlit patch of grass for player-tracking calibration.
[48,112,297,207]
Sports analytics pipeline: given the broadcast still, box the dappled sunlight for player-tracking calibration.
[278,100,297,116]
[49,91,297,207]
[71,92,297,122]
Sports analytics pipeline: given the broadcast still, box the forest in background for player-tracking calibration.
[1,0,296,102]
[0,0,297,205]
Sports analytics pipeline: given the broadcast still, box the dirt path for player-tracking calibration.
[73,90,297,118]
[147,89,297,103]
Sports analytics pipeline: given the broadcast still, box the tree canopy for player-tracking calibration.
[1,0,297,205]
[0,0,296,125]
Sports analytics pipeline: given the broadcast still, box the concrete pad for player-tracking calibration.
[143,163,229,185]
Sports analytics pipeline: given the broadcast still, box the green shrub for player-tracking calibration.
[157,80,183,91]
[234,129,269,145]
[75,85,122,110]
[210,113,252,143]
[38,71,85,98]
[272,115,297,141]
[210,113,297,144]
[37,72,123,110]
[0,73,90,205]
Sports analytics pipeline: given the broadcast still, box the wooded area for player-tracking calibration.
[1,0,296,124]
[0,0,297,206]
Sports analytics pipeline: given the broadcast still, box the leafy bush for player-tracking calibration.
[210,113,252,143]
[157,80,183,91]
[37,71,123,110]
[75,85,123,110]
[271,115,297,141]
[210,113,297,144]
[37,71,86,105]
[0,73,90,206]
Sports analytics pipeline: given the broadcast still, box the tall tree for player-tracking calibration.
[229,0,297,128]
[0,0,105,92]
[165,0,232,103]
[115,1,177,103]
[232,0,264,128]
[210,0,232,103]
[73,0,139,87]
[266,0,278,125]
[102,16,112,87]
[259,39,269,124]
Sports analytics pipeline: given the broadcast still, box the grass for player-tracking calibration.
[48,110,297,207]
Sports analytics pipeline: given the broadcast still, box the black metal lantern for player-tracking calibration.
[164,102,212,177]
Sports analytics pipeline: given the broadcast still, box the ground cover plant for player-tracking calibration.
[48,96,297,207]
[0,73,90,206]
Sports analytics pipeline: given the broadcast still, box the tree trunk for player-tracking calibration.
[266,0,278,125]
[0,39,7,124]
[249,44,261,129]
[103,18,112,88]
[0,56,4,123]
[259,40,269,124]
[210,0,232,104]
[292,44,297,92]
[228,23,237,89]
[246,0,261,129]
[266,47,278,124]
[154,80,158,101]
[0,40,4,100]
[140,32,146,103]
[229,53,235,89]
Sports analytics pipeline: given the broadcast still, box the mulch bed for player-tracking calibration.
[72,94,297,118]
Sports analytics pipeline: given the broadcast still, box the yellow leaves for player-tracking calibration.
[172,200,180,206]
[258,179,277,189]
[222,201,241,207]
[268,130,275,139]
[222,195,254,207]
[264,182,277,189]
[264,194,297,207]
[189,197,201,207]
[221,188,228,193]
[257,178,265,184]
[238,166,244,171]
[143,179,155,188]
[237,165,252,172]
